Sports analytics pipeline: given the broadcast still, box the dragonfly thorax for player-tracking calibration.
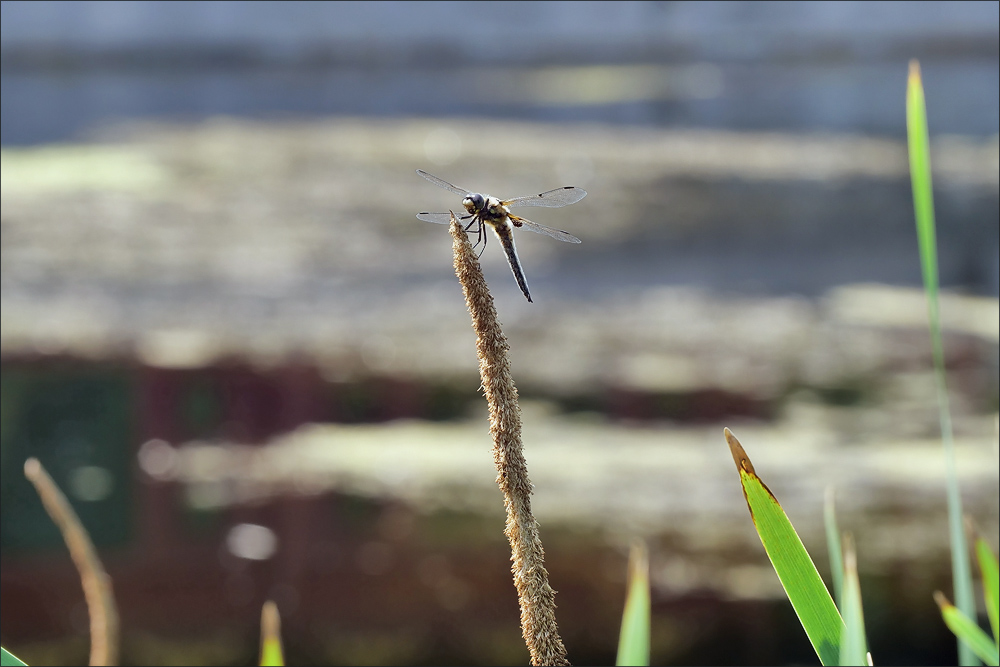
[483,196,510,224]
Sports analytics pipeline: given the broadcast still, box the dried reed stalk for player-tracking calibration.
[450,213,570,666]
[24,458,119,666]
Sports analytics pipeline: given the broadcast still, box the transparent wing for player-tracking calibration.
[416,170,470,196]
[416,212,474,225]
[509,214,581,243]
[504,186,587,209]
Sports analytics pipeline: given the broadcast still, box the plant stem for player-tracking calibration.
[24,458,119,666]
[450,213,569,666]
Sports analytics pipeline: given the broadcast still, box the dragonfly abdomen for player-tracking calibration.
[491,221,533,303]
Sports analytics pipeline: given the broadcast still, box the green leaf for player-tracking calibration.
[260,601,285,667]
[725,428,844,665]
[976,538,999,647]
[824,486,844,608]
[1,647,27,666]
[936,592,1000,666]
[839,535,870,666]
[616,542,651,666]
[907,60,939,307]
[906,58,979,666]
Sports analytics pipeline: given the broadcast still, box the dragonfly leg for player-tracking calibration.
[464,216,487,257]
[476,222,488,258]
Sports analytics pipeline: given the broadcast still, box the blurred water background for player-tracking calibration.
[1,2,998,665]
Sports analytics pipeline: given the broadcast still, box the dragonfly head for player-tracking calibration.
[463,192,485,214]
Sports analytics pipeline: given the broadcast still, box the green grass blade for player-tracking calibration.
[616,542,651,666]
[0,648,27,667]
[260,601,286,666]
[824,486,845,608]
[725,428,844,665]
[935,592,1000,666]
[907,58,978,666]
[839,535,870,666]
[975,538,999,647]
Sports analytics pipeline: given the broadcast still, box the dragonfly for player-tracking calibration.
[416,169,586,303]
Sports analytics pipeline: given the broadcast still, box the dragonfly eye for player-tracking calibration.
[465,193,485,210]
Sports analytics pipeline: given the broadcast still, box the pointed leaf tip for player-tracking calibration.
[725,427,843,665]
[724,428,755,475]
[933,590,952,610]
[617,541,651,666]
[934,589,999,665]
[260,600,285,666]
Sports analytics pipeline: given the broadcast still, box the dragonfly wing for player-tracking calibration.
[509,214,581,243]
[417,212,474,225]
[416,170,470,196]
[504,186,587,208]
